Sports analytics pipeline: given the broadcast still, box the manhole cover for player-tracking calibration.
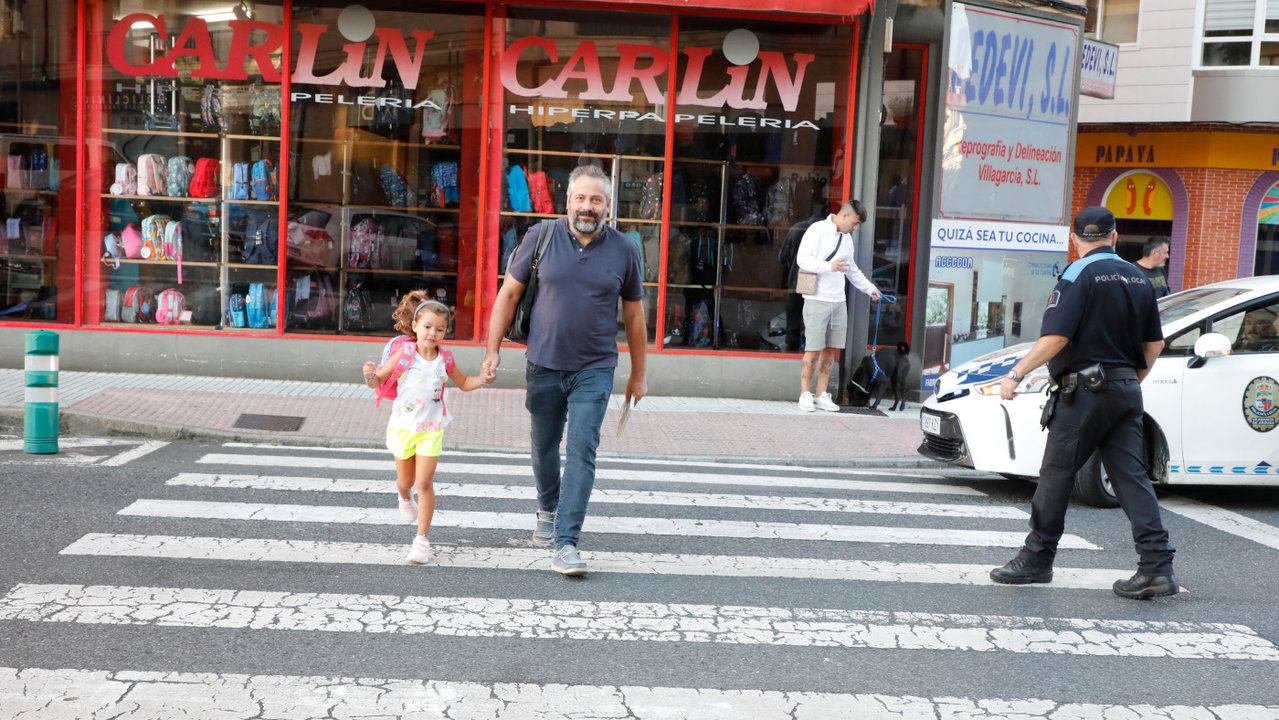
[233,414,305,432]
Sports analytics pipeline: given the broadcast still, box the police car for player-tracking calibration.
[919,275,1279,507]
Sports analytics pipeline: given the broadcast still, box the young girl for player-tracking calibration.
[363,291,492,564]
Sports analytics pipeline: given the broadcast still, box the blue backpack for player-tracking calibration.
[250,159,275,201]
[506,165,531,212]
[241,212,278,264]
[379,164,413,207]
[732,173,765,225]
[226,292,247,327]
[231,162,250,200]
[689,300,712,346]
[247,283,272,328]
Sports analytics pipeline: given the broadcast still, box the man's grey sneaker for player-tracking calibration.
[533,509,556,546]
[798,392,816,412]
[552,545,588,576]
[815,392,840,412]
[398,496,418,524]
[1113,572,1178,599]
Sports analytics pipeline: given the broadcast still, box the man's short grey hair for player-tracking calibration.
[568,164,612,205]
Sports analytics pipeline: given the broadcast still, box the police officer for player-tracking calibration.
[989,206,1177,600]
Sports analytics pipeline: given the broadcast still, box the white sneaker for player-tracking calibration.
[815,392,840,412]
[406,535,431,564]
[398,496,418,524]
[798,392,815,412]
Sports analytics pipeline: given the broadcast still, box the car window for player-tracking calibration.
[1158,287,1251,325]
[1162,323,1202,356]
[1228,299,1279,354]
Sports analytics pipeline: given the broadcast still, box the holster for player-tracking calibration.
[1076,362,1107,392]
[1039,385,1059,430]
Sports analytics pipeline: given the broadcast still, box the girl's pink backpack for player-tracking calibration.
[155,288,185,324]
[121,222,144,258]
[373,335,454,407]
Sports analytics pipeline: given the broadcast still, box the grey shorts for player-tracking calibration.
[802,298,846,351]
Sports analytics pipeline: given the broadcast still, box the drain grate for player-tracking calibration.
[233,413,305,432]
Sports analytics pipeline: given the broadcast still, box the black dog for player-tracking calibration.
[847,342,911,411]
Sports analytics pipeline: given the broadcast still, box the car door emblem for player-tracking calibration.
[1242,376,1278,433]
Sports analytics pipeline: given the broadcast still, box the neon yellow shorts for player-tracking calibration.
[386,428,444,460]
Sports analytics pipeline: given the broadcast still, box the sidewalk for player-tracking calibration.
[0,369,934,466]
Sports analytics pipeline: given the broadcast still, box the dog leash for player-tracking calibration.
[866,293,898,387]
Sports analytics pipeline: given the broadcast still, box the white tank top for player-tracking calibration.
[387,350,451,433]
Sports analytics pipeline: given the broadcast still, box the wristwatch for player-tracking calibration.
[1006,369,1022,382]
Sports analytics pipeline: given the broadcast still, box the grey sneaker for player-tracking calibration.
[552,545,588,576]
[533,510,556,546]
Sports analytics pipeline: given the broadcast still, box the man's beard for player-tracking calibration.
[572,211,603,235]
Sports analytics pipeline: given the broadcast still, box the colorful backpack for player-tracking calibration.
[188,158,220,198]
[373,335,454,407]
[246,283,272,329]
[155,288,185,325]
[110,162,137,195]
[420,86,455,142]
[343,281,373,331]
[231,162,250,200]
[250,159,276,201]
[528,170,554,215]
[122,285,154,323]
[201,85,226,132]
[689,300,712,346]
[732,173,765,225]
[379,163,413,207]
[348,217,381,268]
[226,292,247,327]
[166,156,194,197]
[136,154,168,196]
[430,161,459,207]
[506,165,531,212]
[163,220,184,283]
[140,214,171,260]
[639,172,663,220]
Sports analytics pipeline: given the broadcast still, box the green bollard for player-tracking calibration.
[24,330,59,454]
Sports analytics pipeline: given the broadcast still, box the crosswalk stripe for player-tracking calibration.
[168,472,1026,519]
[118,499,1093,548]
[195,453,986,496]
[1161,496,1279,550]
[1,583,1270,659]
[98,440,169,467]
[5,667,1278,720]
[61,533,1131,589]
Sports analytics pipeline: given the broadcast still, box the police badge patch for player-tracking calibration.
[1242,376,1278,433]
[1046,290,1060,309]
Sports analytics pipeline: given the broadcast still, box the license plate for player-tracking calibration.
[921,412,941,435]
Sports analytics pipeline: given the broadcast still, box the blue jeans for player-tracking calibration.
[525,362,614,548]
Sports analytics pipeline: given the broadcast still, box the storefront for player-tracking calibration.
[0,0,885,388]
[1073,125,1279,291]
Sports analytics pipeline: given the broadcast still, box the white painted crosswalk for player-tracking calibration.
[9,443,1279,717]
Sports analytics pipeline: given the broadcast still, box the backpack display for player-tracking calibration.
[104,289,122,322]
[689,300,712,346]
[373,335,455,407]
[226,292,247,327]
[638,172,663,220]
[348,217,382,269]
[201,85,226,132]
[250,159,276,201]
[188,158,220,198]
[163,221,184,283]
[110,162,137,195]
[732,173,765,225]
[421,86,455,142]
[528,170,554,215]
[166,156,194,197]
[185,285,221,326]
[343,280,373,331]
[231,162,250,200]
[155,288,185,325]
[5,152,23,189]
[241,211,278,264]
[121,222,144,259]
[140,214,171,260]
[287,272,337,328]
[766,175,796,228]
[248,87,281,135]
[246,283,272,329]
[136,153,168,196]
[506,165,531,212]
[379,163,413,207]
[286,221,337,267]
[27,146,48,189]
[122,285,154,323]
[430,161,459,207]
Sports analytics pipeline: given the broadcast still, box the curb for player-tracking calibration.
[0,407,945,469]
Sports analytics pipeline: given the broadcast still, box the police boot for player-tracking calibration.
[990,554,1054,584]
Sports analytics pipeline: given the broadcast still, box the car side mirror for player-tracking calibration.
[1188,332,1232,369]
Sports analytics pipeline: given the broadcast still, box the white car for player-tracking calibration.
[919,275,1279,507]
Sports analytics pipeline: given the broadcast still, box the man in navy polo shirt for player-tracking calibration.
[484,164,647,576]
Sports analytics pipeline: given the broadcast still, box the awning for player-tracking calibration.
[580,0,873,20]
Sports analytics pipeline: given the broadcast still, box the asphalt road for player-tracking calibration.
[2,436,1279,719]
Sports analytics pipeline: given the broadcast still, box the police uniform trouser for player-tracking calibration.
[1025,374,1175,576]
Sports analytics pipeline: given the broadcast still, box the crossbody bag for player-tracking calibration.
[794,232,843,295]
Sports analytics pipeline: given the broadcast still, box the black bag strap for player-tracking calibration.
[531,219,554,271]
[823,232,844,263]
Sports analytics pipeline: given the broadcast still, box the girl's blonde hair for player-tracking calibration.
[391,290,451,335]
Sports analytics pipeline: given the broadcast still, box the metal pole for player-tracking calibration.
[24,330,59,454]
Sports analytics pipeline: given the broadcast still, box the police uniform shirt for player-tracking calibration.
[1041,246,1163,378]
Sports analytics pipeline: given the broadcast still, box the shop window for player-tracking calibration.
[1086,0,1140,44]
[1,0,74,324]
[1201,0,1279,67]
[1257,181,1279,275]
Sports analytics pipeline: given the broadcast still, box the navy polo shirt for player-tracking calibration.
[1041,246,1163,378]
[509,217,644,372]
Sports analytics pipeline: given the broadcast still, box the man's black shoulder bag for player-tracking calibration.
[506,220,554,342]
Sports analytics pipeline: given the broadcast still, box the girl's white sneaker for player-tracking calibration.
[398,496,418,524]
[406,536,431,564]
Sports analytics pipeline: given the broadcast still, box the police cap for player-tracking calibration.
[1073,206,1116,238]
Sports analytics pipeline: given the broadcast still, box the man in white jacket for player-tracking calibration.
[795,200,881,411]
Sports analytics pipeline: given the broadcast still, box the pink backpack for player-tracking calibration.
[155,288,185,324]
[137,154,167,196]
[373,335,454,408]
[121,222,144,258]
[110,163,138,195]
